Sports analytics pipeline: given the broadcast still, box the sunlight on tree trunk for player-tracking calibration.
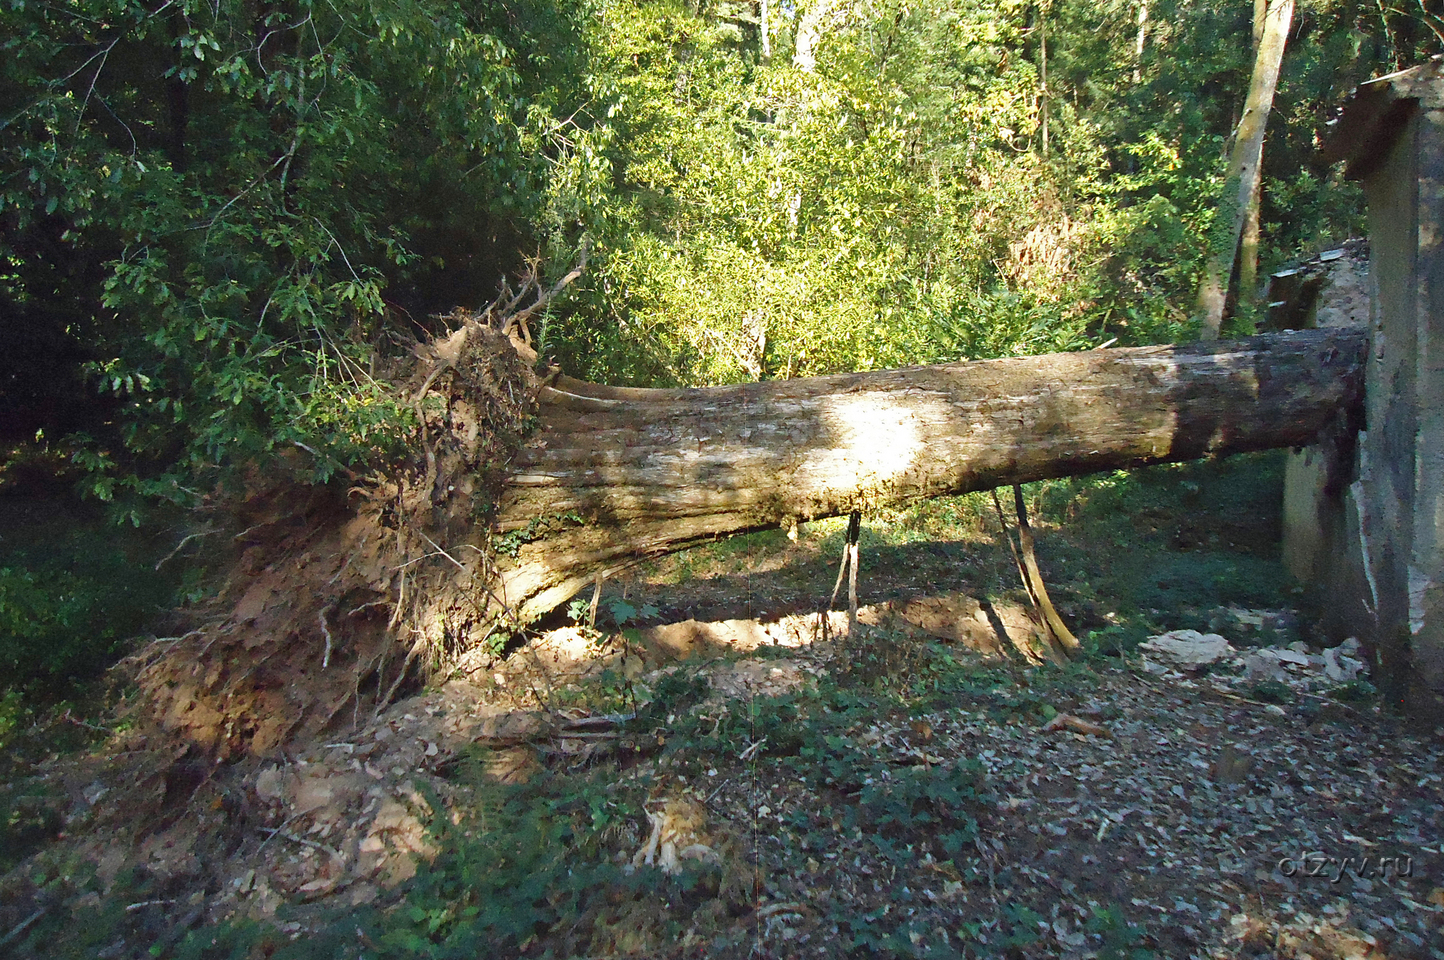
[1039,12,1050,158]
[1195,0,1294,339]
[495,327,1363,621]
[1133,0,1148,83]
[1237,0,1269,322]
[793,0,836,73]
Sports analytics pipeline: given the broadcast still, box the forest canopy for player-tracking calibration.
[1,0,1440,504]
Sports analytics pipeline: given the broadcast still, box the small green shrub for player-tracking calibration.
[1248,679,1294,704]
[0,689,25,751]
[1331,679,1377,703]
[1085,903,1155,960]
[857,761,982,844]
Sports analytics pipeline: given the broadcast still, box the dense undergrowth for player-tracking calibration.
[0,495,188,748]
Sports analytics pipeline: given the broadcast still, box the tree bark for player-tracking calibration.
[793,0,837,73]
[1133,0,1148,83]
[1236,0,1269,324]
[1195,0,1293,338]
[493,327,1365,620]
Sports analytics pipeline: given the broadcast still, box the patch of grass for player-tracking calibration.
[1084,621,1155,658]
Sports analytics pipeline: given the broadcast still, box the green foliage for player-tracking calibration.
[4,0,1440,504]
[1085,903,1154,960]
[564,592,657,627]
[0,567,122,683]
[1002,902,1047,949]
[1,0,591,494]
[0,689,24,751]
[0,496,187,775]
[366,778,628,957]
[0,777,64,875]
[605,597,657,626]
[538,0,1439,387]
[1248,678,1295,704]
[494,511,583,560]
[1331,678,1377,703]
[0,529,175,698]
[1043,454,1296,623]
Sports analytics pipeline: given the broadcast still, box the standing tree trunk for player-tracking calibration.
[1196,0,1294,338]
[1133,0,1148,83]
[1236,0,1270,323]
[793,0,836,73]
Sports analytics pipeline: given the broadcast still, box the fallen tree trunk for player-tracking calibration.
[496,327,1366,619]
[137,323,1365,757]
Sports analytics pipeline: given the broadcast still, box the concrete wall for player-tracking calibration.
[1279,252,1370,643]
[1307,63,1444,723]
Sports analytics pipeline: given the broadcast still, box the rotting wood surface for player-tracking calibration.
[496,327,1367,619]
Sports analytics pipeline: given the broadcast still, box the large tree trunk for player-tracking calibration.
[495,327,1365,620]
[1195,0,1294,338]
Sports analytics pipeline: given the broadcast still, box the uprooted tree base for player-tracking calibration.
[136,307,545,758]
[134,306,1366,759]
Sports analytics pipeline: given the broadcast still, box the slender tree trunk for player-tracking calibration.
[1239,173,1263,319]
[1237,0,1270,323]
[1039,13,1049,158]
[1196,0,1294,339]
[494,327,1364,621]
[1133,0,1148,83]
[793,0,834,72]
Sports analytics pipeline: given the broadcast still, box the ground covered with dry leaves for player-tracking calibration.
[2,457,1443,959]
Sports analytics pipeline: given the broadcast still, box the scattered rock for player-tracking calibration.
[1323,646,1365,682]
[1244,651,1288,682]
[1139,630,1234,671]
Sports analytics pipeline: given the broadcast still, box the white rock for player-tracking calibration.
[1244,652,1286,682]
[1323,647,1365,682]
[1275,649,1311,667]
[1139,630,1235,668]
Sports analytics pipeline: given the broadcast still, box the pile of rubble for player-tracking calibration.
[1139,625,1369,696]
